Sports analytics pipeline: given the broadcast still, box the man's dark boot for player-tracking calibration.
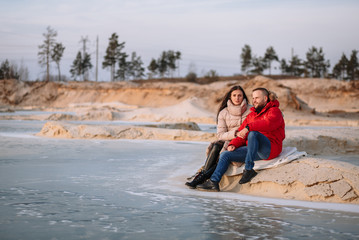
[239,169,257,184]
[196,179,220,192]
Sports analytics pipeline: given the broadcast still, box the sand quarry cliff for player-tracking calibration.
[1,76,359,204]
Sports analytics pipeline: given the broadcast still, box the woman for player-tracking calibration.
[185,85,251,188]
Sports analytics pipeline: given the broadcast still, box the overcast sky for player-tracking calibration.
[1,0,358,81]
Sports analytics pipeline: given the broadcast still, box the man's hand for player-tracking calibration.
[227,145,236,151]
[236,128,249,138]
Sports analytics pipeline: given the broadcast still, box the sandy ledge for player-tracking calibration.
[36,121,359,156]
[36,121,216,142]
[220,158,359,204]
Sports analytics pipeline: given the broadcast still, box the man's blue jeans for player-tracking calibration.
[210,131,271,183]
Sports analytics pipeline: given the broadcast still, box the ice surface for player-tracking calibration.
[1,120,359,239]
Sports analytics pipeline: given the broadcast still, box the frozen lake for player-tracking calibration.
[1,120,359,239]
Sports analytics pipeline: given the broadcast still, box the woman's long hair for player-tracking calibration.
[216,85,248,123]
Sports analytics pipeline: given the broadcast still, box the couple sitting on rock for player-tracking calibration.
[186,85,285,191]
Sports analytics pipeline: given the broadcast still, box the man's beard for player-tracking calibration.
[255,102,267,113]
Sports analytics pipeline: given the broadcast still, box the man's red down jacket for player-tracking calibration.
[228,100,285,160]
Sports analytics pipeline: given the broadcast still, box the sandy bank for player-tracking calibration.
[1,77,358,126]
[36,121,216,142]
[1,77,358,114]
[284,127,359,155]
[37,121,359,156]
[1,102,358,127]
[277,78,359,113]
[0,98,217,124]
[220,158,359,204]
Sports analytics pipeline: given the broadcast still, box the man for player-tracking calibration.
[197,87,285,191]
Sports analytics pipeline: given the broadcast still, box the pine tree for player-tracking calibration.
[38,26,58,82]
[332,54,348,80]
[251,56,266,75]
[289,55,304,77]
[166,50,181,78]
[129,52,145,79]
[145,50,181,79]
[347,50,359,81]
[280,59,290,75]
[150,50,181,78]
[70,52,92,81]
[116,52,129,81]
[70,52,83,81]
[264,46,279,75]
[158,51,168,78]
[82,53,93,81]
[148,59,158,78]
[305,46,330,78]
[51,43,65,81]
[103,33,126,81]
[240,44,252,74]
[175,51,181,77]
[0,60,19,80]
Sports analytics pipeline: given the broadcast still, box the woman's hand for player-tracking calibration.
[227,145,236,151]
[236,128,249,138]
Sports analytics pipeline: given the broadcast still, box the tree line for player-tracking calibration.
[1,26,359,81]
[35,27,182,82]
[101,33,181,81]
[240,44,359,80]
[0,60,29,81]
[1,26,182,82]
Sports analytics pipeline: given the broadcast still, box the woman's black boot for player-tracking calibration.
[203,141,223,171]
[185,165,217,189]
[185,141,223,189]
[185,171,207,188]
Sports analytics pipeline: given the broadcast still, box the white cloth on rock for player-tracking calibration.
[224,147,307,176]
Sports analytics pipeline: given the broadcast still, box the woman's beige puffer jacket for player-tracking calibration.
[217,99,251,150]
